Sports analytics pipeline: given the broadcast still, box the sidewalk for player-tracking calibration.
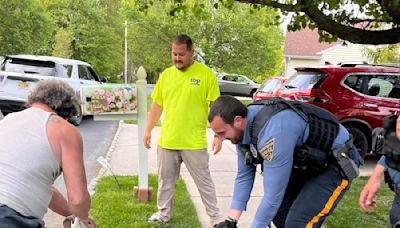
[101,122,264,228]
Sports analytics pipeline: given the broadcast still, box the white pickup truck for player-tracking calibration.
[0,55,102,125]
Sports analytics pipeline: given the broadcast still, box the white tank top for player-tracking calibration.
[0,107,61,219]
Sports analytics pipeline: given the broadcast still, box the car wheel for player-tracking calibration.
[69,109,83,126]
[347,127,368,159]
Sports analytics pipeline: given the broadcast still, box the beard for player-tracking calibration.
[226,127,244,144]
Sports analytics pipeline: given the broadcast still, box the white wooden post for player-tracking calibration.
[136,66,149,191]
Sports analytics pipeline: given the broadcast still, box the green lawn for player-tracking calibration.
[90,175,201,228]
[325,176,393,227]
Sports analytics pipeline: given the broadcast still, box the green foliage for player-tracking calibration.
[122,0,283,82]
[162,0,400,44]
[364,44,400,64]
[42,0,124,81]
[91,175,201,228]
[52,28,72,58]
[0,0,55,55]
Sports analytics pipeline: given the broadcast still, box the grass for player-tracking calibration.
[325,176,393,227]
[90,175,201,228]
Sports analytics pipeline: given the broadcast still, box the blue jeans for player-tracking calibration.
[0,204,44,228]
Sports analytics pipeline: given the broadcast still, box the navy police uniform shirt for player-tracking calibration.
[231,105,355,228]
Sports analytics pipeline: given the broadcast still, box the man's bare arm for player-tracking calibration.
[48,186,72,216]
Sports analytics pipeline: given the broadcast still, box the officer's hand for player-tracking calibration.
[212,136,223,155]
[214,219,238,228]
[143,131,152,149]
[396,115,400,140]
[359,176,380,211]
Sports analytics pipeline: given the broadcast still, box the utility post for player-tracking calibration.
[124,20,128,84]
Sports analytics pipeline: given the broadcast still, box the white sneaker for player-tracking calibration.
[147,213,169,223]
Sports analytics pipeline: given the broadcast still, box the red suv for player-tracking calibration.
[279,63,400,157]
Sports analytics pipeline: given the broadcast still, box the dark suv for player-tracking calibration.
[279,63,400,158]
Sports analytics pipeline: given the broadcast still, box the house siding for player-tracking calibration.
[285,58,321,77]
[321,43,369,64]
[285,43,371,77]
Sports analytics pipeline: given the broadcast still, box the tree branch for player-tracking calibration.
[302,1,400,44]
[377,0,400,24]
[235,0,400,45]
[235,0,300,12]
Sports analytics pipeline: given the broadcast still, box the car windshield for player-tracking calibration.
[259,78,282,93]
[285,71,328,90]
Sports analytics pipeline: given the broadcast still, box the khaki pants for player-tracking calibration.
[156,146,223,226]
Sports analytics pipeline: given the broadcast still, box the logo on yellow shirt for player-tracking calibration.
[190,78,200,86]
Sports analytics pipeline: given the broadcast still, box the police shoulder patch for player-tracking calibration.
[260,137,275,161]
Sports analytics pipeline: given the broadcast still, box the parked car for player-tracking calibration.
[217,73,259,97]
[279,62,400,158]
[252,76,287,101]
[0,54,102,125]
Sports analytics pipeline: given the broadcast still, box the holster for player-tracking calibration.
[331,146,359,180]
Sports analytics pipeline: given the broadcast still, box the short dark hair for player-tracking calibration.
[173,34,193,50]
[27,80,80,119]
[208,95,247,125]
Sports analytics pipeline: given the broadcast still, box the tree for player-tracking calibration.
[167,0,400,45]
[0,0,54,56]
[123,0,283,82]
[53,28,72,58]
[364,44,400,64]
[42,0,124,81]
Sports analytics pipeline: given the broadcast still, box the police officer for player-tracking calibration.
[360,115,400,227]
[209,95,361,228]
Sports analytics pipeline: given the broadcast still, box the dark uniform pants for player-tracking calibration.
[391,192,400,227]
[0,204,44,228]
[272,165,349,228]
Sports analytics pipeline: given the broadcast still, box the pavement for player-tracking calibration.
[44,121,377,228]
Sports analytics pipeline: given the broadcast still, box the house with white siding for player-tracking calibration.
[283,28,371,77]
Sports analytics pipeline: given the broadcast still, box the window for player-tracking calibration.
[344,74,400,98]
[286,72,328,90]
[344,75,364,93]
[3,58,56,76]
[62,65,73,78]
[78,65,94,80]
[222,75,247,83]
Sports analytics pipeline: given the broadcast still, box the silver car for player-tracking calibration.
[217,73,260,97]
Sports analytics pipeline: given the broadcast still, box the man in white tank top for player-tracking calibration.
[0,80,96,227]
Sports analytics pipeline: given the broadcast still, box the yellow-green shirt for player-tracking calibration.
[151,61,220,150]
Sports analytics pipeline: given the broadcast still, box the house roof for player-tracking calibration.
[283,28,341,58]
